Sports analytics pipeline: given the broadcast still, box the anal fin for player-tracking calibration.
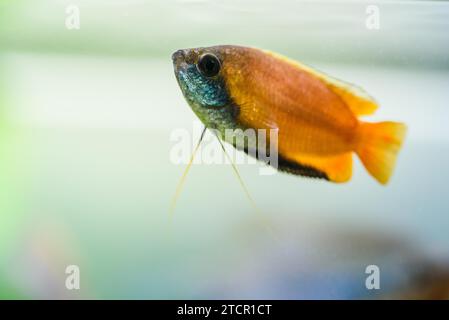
[290,152,353,183]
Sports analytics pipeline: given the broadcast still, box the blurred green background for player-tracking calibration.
[0,0,449,299]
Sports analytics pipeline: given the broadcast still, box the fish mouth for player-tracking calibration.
[171,49,185,63]
[172,49,188,70]
[172,49,191,83]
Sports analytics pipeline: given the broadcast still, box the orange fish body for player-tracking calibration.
[172,45,406,184]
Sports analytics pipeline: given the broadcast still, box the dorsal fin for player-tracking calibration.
[263,50,379,116]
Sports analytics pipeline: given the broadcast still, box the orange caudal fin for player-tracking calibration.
[356,121,407,185]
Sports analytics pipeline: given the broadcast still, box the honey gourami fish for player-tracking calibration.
[172,45,406,184]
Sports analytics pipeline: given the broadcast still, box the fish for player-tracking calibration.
[172,45,406,184]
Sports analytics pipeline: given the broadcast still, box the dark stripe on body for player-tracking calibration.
[238,143,329,180]
[277,154,329,180]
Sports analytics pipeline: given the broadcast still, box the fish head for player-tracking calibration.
[172,46,238,131]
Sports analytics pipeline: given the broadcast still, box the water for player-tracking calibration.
[0,0,448,299]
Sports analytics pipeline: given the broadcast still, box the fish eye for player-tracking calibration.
[197,53,221,77]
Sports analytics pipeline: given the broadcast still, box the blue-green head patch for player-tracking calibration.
[172,48,237,130]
